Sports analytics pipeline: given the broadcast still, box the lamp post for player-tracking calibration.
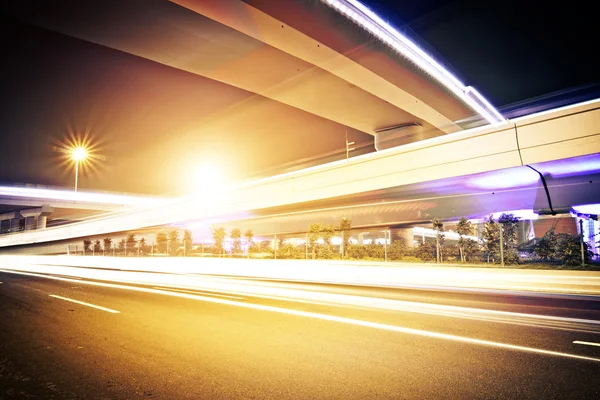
[71,146,88,192]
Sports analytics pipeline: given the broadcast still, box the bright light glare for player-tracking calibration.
[192,163,228,194]
[71,147,88,161]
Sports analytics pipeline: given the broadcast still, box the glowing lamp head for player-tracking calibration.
[71,147,88,162]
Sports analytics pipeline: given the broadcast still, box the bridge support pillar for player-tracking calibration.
[20,205,54,231]
[37,215,48,229]
[357,233,365,245]
[391,228,415,247]
[24,216,36,231]
[10,218,21,232]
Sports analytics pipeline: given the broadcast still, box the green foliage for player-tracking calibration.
[366,242,385,259]
[347,244,367,259]
[102,237,112,252]
[533,227,557,261]
[139,237,148,255]
[118,238,126,255]
[93,240,101,254]
[126,233,137,255]
[321,224,336,246]
[156,232,167,254]
[244,229,254,250]
[388,239,407,260]
[308,223,323,259]
[212,227,226,256]
[183,230,193,255]
[482,215,500,262]
[498,213,520,264]
[230,228,242,254]
[317,245,335,259]
[443,243,460,262]
[168,230,179,256]
[456,217,473,262]
[556,233,592,266]
[339,218,352,257]
[414,238,436,262]
[276,243,304,259]
[432,218,445,261]
[463,238,481,262]
[83,239,92,253]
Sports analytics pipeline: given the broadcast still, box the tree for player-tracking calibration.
[168,229,179,256]
[212,227,227,257]
[230,228,242,255]
[126,233,137,256]
[308,223,323,259]
[498,213,520,264]
[82,239,92,255]
[347,244,367,259]
[244,229,254,256]
[432,218,445,263]
[556,233,593,266]
[321,225,335,246]
[93,239,102,255]
[482,215,500,263]
[103,237,112,255]
[463,238,481,262]
[534,227,558,261]
[388,239,407,260]
[456,217,473,263]
[183,230,193,256]
[118,238,126,256]
[414,238,436,262]
[139,237,148,256]
[156,232,168,254]
[339,218,352,257]
[366,242,385,259]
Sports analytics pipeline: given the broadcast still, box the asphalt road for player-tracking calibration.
[1,266,600,399]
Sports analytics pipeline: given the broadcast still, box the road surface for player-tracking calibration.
[1,263,600,399]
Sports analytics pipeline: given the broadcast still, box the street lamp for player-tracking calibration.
[71,146,88,192]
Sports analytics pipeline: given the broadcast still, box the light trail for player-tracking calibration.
[152,287,244,300]
[49,294,120,314]
[573,341,600,347]
[3,268,600,363]
[2,263,599,333]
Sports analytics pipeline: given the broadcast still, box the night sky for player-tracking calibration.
[0,0,598,194]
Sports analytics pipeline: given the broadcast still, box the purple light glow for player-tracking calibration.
[465,168,539,189]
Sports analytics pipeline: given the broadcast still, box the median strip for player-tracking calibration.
[574,341,600,347]
[49,294,120,314]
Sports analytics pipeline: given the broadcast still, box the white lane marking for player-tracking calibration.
[1,269,599,363]
[152,286,244,300]
[49,294,120,314]
[574,341,600,347]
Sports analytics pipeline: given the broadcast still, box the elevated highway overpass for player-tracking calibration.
[1,98,598,248]
[4,0,503,158]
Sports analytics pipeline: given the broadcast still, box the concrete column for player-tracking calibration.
[24,216,36,231]
[19,205,54,231]
[10,218,21,232]
[391,228,415,247]
[37,215,48,229]
[357,233,365,245]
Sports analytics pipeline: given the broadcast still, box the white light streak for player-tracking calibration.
[0,186,166,207]
[573,341,600,347]
[49,294,120,313]
[152,287,244,300]
[320,0,505,124]
[3,269,599,363]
